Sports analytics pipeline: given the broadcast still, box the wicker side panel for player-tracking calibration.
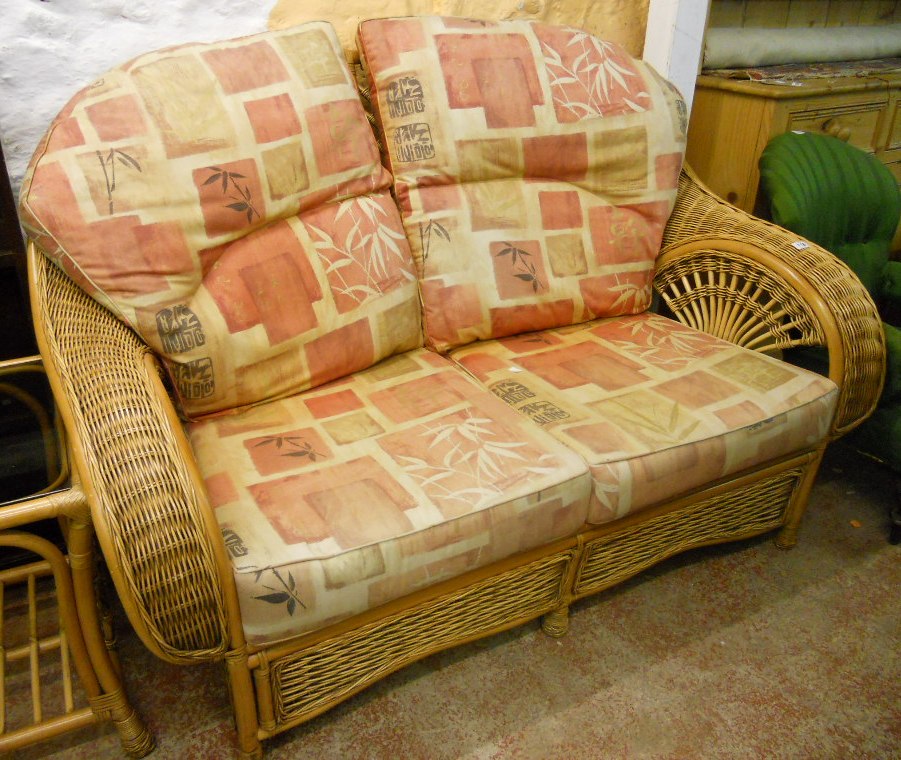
[268,549,575,727]
[31,249,229,660]
[660,169,884,435]
[574,467,802,597]
[654,250,825,352]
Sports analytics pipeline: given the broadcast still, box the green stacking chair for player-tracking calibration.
[760,130,901,541]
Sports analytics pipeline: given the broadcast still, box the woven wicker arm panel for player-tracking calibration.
[27,243,237,664]
[655,168,885,437]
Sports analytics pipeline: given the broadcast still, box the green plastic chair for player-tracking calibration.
[759,130,901,541]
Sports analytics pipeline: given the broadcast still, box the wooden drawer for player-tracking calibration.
[887,98,901,152]
[786,100,886,153]
[885,157,901,253]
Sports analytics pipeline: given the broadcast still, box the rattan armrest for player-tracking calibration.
[655,168,885,437]
[27,242,239,664]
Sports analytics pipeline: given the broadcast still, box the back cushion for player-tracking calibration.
[19,22,421,418]
[358,17,687,352]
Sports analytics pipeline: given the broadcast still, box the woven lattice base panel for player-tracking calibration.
[259,547,576,734]
[574,462,807,598]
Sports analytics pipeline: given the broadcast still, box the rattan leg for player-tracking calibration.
[87,690,154,758]
[541,604,570,637]
[775,447,825,550]
[227,648,263,759]
[67,519,154,756]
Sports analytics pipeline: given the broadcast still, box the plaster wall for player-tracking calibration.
[0,0,694,196]
[0,1,274,195]
[644,0,710,112]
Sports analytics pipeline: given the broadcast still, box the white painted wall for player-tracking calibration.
[0,1,275,196]
[644,0,711,111]
[0,0,706,197]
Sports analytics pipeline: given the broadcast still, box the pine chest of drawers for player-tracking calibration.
[686,71,901,222]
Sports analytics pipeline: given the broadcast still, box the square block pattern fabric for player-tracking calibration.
[188,348,590,645]
[19,22,421,417]
[450,313,839,522]
[358,16,688,352]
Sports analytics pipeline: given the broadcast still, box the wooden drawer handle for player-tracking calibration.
[823,118,852,142]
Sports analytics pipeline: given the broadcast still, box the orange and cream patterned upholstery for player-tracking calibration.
[188,348,590,643]
[451,314,839,522]
[18,17,842,653]
[357,16,687,352]
[18,22,421,417]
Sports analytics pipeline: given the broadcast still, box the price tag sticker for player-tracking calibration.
[791,240,810,250]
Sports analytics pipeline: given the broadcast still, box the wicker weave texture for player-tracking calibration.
[259,457,810,737]
[31,248,230,662]
[658,170,885,435]
[22,167,884,757]
[267,549,575,728]
[574,466,802,597]
[655,251,824,351]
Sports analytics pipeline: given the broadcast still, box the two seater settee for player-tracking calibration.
[17,16,884,757]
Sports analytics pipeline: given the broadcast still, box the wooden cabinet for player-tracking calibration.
[885,87,901,183]
[686,72,901,224]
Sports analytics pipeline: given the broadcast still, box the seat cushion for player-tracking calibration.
[188,348,590,645]
[451,313,838,522]
[357,16,688,352]
[19,22,421,417]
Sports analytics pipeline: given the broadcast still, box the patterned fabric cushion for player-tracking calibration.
[357,16,688,352]
[19,22,421,417]
[450,313,838,523]
[188,348,590,645]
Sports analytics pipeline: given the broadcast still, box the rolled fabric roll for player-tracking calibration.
[703,24,901,69]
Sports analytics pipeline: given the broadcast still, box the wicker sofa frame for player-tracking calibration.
[25,159,884,757]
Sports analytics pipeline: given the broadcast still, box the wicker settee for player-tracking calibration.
[18,18,883,758]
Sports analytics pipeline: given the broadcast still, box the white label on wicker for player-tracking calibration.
[791,240,810,250]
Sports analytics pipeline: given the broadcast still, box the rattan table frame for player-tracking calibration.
[0,355,152,756]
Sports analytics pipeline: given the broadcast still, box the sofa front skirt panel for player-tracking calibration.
[451,313,838,523]
[187,348,591,646]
